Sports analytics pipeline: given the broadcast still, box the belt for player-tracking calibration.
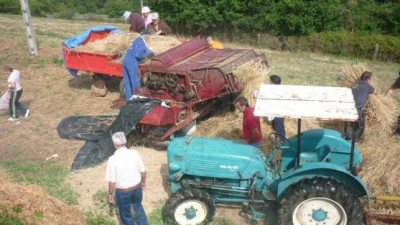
[116,183,141,192]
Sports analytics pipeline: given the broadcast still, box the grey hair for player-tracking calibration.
[111,132,127,146]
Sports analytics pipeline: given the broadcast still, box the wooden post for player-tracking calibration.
[312,39,318,52]
[257,33,261,46]
[20,0,39,56]
[373,44,379,61]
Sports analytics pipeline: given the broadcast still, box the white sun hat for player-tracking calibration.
[122,11,131,20]
[142,6,151,14]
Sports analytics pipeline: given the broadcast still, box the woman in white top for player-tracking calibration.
[4,65,29,121]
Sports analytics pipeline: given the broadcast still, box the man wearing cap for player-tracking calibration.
[106,131,148,225]
[142,6,152,28]
[122,35,154,100]
[146,12,172,35]
[122,11,145,33]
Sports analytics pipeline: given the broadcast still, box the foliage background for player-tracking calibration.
[1,0,399,36]
[1,0,399,61]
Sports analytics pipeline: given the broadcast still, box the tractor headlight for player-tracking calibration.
[169,162,182,172]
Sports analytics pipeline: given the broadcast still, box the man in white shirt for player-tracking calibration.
[4,65,29,121]
[105,132,147,225]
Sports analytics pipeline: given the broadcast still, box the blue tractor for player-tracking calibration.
[163,85,369,225]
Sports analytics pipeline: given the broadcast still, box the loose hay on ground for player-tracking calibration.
[0,171,85,225]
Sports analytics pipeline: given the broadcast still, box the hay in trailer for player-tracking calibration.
[73,33,182,58]
[0,171,85,225]
[338,64,398,136]
[74,32,139,56]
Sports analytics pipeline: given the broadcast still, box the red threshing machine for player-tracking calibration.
[63,31,268,140]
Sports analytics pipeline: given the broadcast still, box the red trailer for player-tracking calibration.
[63,31,268,140]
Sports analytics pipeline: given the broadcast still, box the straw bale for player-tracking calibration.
[91,79,108,97]
[0,171,85,225]
[364,95,398,135]
[339,64,398,136]
[73,33,182,58]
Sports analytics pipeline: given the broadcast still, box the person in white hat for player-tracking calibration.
[141,6,152,28]
[146,12,172,35]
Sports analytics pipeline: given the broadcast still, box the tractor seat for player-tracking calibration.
[299,145,331,164]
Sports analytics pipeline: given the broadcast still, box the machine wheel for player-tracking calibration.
[279,177,364,225]
[163,187,216,225]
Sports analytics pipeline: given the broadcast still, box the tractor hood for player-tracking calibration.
[167,137,268,180]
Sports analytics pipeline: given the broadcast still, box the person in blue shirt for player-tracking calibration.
[122,34,154,100]
[269,75,286,142]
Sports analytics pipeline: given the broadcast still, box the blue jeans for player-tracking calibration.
[9,89,27,118]
[115,187,147,225]
[250,141,262,148]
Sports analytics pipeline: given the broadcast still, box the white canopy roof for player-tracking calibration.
[254,84,358,122]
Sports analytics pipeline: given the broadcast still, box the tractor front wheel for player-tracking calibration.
[163,187,216,225]
[279,177,364,225]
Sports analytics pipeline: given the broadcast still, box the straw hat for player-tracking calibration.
[122,11,131,20]
[151,12,159,20]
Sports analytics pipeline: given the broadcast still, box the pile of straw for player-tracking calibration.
[73,33,182,57]
[233,59,268,105]
[338,64,398,136]
[193,60,269,145]
[0,171,85,225]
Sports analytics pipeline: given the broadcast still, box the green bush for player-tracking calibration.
[311,31,400,61]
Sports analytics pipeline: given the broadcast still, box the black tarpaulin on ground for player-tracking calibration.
[57,98,159,171]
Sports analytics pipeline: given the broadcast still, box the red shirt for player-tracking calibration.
[243,107,263,143]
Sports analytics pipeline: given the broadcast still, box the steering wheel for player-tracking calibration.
[268,133,292,151]
[165,74,177,88]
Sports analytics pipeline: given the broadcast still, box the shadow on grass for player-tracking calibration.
[68,77,91,90]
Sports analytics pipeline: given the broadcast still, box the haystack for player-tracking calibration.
[338,64,398,136]
[0,171,85,225]
[193,60,269,149]
[73,33,182,58]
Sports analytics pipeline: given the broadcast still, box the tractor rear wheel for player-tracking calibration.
[163,187,216,225]
[279,177,364,225]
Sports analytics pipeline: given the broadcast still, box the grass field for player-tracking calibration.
[0,13,399,225]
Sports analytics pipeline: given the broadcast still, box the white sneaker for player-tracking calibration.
[25,109,30,118]
[8,117,18,121]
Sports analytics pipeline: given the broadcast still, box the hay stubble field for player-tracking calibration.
[0,14,399,225]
